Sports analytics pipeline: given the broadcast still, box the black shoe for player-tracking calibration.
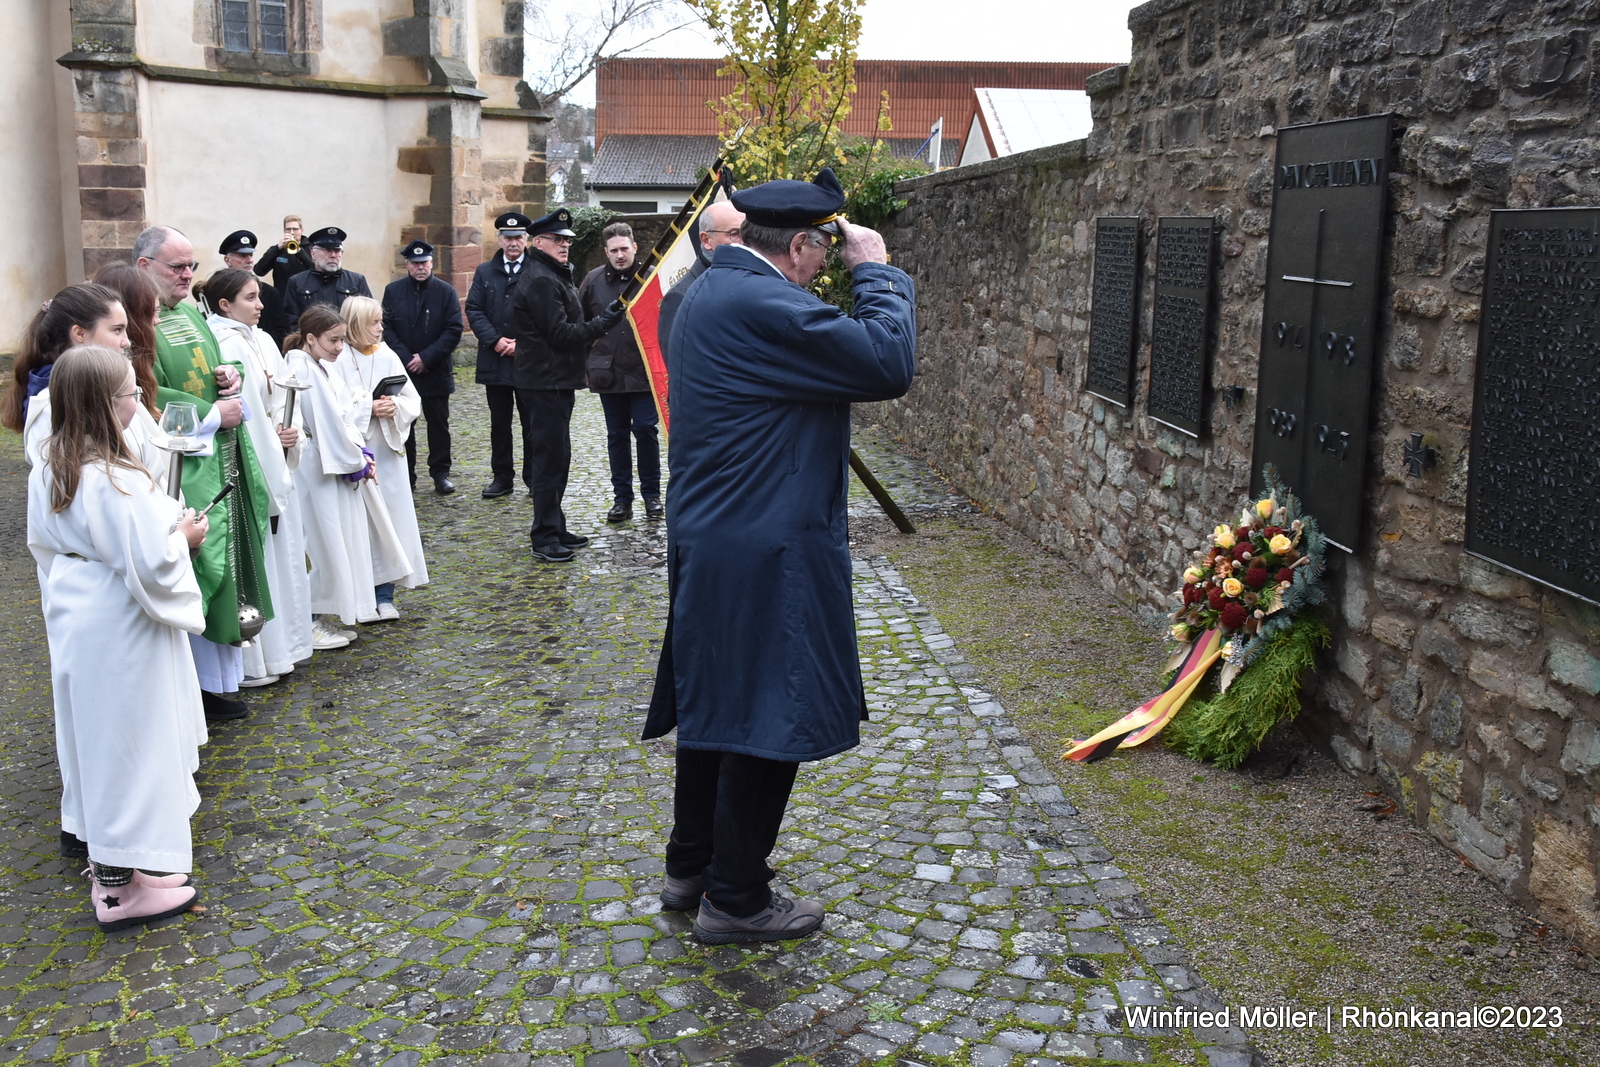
[60,830,88,858]
[202,691,248,721]
[482,480,513,498]
[433,476,456,495]
[607,501,633,524]
[643,496,664,519]
[530,541,575,563]
[556,531,590,548]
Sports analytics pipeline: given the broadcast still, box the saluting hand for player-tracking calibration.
[838,218,889,270]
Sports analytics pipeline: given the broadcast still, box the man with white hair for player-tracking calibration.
[136,225,276,723]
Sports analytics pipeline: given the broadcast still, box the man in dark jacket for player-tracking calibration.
[658,199,744,361]
[579,221,660,523]
[218,229,290,345]
[383,239,465,493]
[512,208,624,562]
[254,214,313,292]
[282,227,372,322]
[642,170,916,944]
[465,212,535,498]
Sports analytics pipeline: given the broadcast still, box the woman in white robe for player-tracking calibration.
[283,307,412,639]
[27,345,206,930]
[331,296,429,620]
[203,269,314,684]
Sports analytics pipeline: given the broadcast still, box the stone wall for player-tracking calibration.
[877,0,1600,950]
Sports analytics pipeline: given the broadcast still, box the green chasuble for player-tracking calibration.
[152,302,275,643]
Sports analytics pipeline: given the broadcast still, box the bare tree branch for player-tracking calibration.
[522,0,696,109]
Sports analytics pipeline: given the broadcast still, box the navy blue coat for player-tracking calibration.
[464,250,527,387]
[382,275,464,397]
[643,246,917,761]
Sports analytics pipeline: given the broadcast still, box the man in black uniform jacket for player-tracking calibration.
[282,227,372,322]
[217,229,290,345]
[383,239,464,493]
[254,215,313,292]
[512,208,624,562]
[465,211,536,498]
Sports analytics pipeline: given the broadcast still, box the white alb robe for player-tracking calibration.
[329,341,429,588]
[211,315,314,676]
[286,349,411,625]
[28,459,206,872]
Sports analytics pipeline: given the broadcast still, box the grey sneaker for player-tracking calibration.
[660,873,704,910]
[692,891,824,944]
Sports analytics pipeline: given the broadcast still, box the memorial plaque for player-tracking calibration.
[1466,208,1600,605]
[1251,113,1393,551]
[1084,216,1142,407]
[1148,216,1217,437]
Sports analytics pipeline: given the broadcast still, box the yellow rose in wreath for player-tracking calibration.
[1213,524,1236,549]
[1269,533,1293,555]
[1257,498,1276,520]
[1222,577,1244,597]
[1183,566,1205,584]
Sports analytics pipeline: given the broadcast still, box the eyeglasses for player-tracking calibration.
[114,389,143,400]
[704,228,742,237]
[159,260,200,274]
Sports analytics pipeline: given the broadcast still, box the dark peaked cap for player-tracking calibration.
[731,167,845,229]
[219,230,258,254]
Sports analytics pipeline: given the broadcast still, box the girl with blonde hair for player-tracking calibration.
[331,295,429,619]
[27,345,208,930]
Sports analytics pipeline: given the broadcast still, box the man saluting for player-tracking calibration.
[643,169,917,943]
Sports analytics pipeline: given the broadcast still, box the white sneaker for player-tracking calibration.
[377,602,400,621]
[238,674,279,688]
[310,618,351,651]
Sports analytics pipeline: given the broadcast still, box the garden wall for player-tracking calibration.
[877,0,1600,950]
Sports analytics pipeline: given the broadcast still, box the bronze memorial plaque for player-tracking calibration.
[1148,216,1218,437]
[1084,216,1142,407]
[1466,208,1600,605]
[1251,113,1393,552]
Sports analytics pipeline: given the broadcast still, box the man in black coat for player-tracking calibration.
[579,221,660,523]
[658,199,745,361]
[254,215,313,292]
[217,229,290,345]
[383,239,465,493]
[512,208,624,562]
[282,227,372,322]
[465,211,535,498]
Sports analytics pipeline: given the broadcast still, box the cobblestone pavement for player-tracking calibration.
[0,387,1257,1067]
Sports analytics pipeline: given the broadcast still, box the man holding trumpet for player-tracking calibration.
[255,215,312,293]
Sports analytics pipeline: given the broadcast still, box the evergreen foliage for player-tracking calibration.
[1165,612,1331,770]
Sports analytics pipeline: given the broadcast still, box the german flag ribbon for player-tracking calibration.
[1062,627,1226,763]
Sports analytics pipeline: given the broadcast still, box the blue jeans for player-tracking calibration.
[375,583,394,605]
[599,391,661,503]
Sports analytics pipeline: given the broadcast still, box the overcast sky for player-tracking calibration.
[554,0,1138,107]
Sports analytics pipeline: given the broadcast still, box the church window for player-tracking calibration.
[221,0,290,55]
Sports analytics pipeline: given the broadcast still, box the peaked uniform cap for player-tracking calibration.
[219,230,258,255]
[496,211,533,234]
[731,168,846,230]
[528,208,576,238]
[402,239,435,261]
[307,226,347,248]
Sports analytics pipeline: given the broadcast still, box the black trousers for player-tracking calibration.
[520,387,574,547]
[405,393,452,483]
[666,747,799,916]
[485,384,534,489]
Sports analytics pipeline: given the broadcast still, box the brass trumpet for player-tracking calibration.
[284,237,300,254]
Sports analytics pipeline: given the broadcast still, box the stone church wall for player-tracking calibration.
[877,0,1600,949]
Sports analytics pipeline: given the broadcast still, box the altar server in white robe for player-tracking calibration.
[332,295,429,619]
[202,269,314,684]
[27,345,207,931]
[283,306,412,644]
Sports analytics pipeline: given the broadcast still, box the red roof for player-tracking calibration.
[595,58,1116,151]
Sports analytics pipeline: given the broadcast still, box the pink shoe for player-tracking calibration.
[91,876,198,932]
[133,870,191,888]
